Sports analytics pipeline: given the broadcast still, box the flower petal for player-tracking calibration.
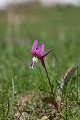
[31,40,38,55]
[36,43,44,58]
[42,48,53,58]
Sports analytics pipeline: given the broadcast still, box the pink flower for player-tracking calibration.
[31,40,44,59]
[30,40,53,69]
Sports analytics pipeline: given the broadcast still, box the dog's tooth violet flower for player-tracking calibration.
[29,40,59,109]
[30,40,53,69]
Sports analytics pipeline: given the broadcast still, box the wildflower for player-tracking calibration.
[30,40,53,69]
[29,40,58,109]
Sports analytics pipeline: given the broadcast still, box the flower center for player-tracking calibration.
[29,57,38,69]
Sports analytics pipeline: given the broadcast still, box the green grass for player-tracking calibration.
[0,6,80,119]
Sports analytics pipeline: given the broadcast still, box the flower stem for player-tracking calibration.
[41,58,58,109]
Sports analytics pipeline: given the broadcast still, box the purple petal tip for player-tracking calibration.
[31,40,38,55]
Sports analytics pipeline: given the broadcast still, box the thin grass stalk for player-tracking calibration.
[2,92,4,120]
[65,93,68,120]
[77,67,78,100]
[2,78,5,120]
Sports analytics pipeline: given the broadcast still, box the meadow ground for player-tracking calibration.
[0,6,80,119]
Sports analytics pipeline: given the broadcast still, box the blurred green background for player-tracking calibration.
[0,5,80,93]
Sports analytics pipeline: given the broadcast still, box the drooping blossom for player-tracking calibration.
[30,40,53,69]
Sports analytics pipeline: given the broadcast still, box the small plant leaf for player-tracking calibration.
[56,66,78,107]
